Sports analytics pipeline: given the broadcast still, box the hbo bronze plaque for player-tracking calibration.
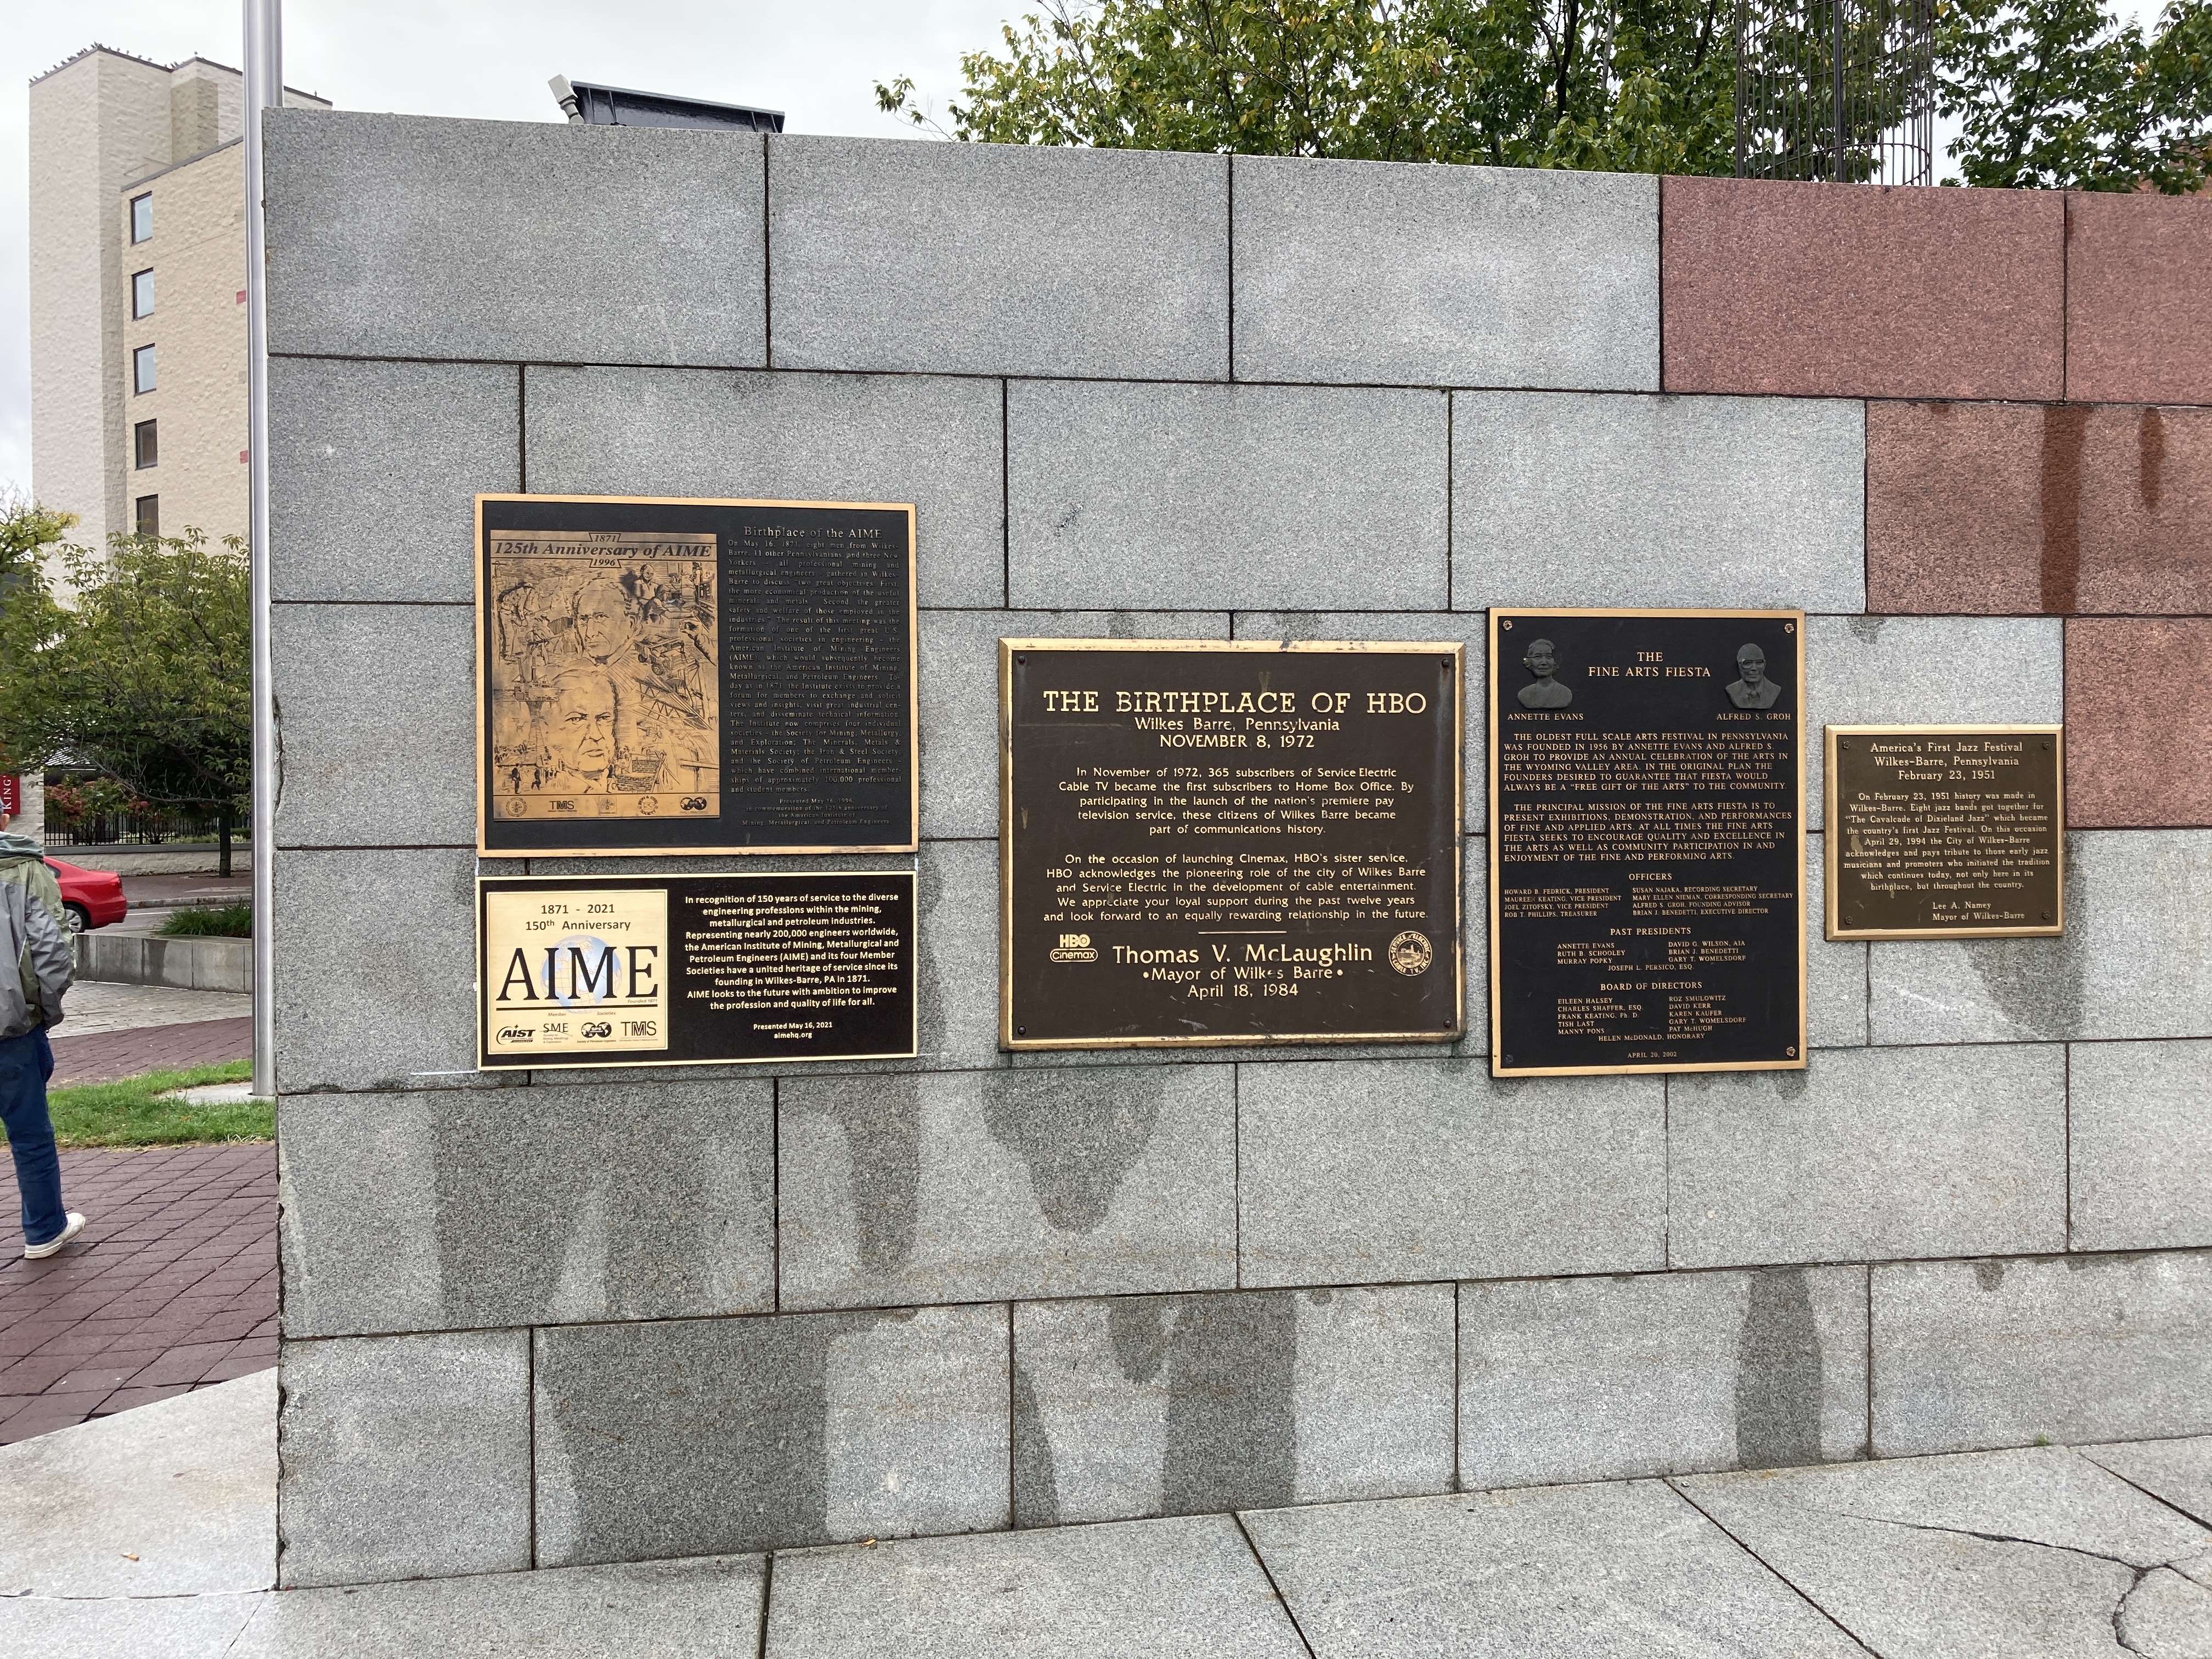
[1489,609,1806,1077]
[1825,725,2063,938]
[1001,640,1464,1050]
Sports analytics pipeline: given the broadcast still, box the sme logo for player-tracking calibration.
[1049,931,1098,964]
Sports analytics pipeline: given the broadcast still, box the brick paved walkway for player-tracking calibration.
[47,1015,254,1087]
[0,1143,276,1444]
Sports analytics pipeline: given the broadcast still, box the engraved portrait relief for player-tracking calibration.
[488,530,721,821]
[1516,637,1574,708]
[1725,643,1782,709]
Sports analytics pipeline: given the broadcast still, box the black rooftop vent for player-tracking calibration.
[550,75,783,133]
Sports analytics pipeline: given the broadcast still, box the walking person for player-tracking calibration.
[0,795,83,1259]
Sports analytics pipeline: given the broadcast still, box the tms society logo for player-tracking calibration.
[1049,932,1098,964]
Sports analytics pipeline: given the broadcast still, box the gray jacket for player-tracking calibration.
[2,878,70,1041]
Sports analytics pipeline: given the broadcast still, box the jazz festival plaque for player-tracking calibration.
[1001,640,1464,1050]
[1826,725,2064,938]
[477,872,916,1070]
[1489,610,1805,1077]
[477,494,918,856]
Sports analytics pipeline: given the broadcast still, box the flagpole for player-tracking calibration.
[244,0,280,1098]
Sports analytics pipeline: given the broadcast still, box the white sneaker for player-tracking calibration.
[24,1213,87,1260]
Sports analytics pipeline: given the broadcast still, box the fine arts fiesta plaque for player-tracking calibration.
[1001,640,1464,1049]
[476,494,917,856]
[477,872,916,1069]
[1488,609,1805,1077]
[1826,725,2064,938]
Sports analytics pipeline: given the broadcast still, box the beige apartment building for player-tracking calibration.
[29,45,328,560]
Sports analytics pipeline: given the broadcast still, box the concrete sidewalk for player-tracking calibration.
[4,1371,2210,1657]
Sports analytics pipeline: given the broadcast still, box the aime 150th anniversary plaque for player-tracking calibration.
[1489,609,1805,1077]
[476,494,917,857]
[1001,640,1464,1049]
[1826,725,2064,938]
[477,872,916,1070]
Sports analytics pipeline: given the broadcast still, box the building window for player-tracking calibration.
[134,420,158,469]
[130,193,152,243]
[133,343,156,394]
[135,496,159,537]
[131,269,154,318]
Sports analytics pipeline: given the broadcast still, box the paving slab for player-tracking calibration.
[55,979,252,1039]
[1242,1478,1867,1657]
[233,1555,765,1658]
[1677,1445,2212,1658]
[2080,1436,2212,1530]
[765,1514,1307,1659]
[0,1367,274,1596]
[0,1593,263,1659]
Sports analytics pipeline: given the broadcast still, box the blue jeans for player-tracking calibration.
[0,1029,64,1248]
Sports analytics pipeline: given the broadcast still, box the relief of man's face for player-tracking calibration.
[1737,647,1768,688]
[551,675,617,775]
[572,579,634,662]
[1524,641,1558,680]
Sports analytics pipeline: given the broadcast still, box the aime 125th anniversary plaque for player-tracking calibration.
[1826,725,2064,938]
[1001,640,1464,1049]
[1489,609,1805,1077]
[477,872,916,1070]
[476,494,918,857]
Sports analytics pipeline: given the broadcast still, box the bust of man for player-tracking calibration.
[1725,644,1781,709]
[1516,638,1573,708]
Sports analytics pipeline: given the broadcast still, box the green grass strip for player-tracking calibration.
[30,1061,267,1149]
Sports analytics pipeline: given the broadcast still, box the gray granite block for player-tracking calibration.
[270,357,516,603]
[765,1514,1307,1659]
[1451,390,1865,613]
[922,610,1231,842]
[1870,829,2212,1045]
[1459,1267,1867,1490]
[278,1331,532,1587]
[1241,1480,1868,1658]
[279,1079,774,1338]
[768,136,1227,381]
[2070,1039,2212,1252]
[780,1066,1234,1309]
[1009,380,1448,612]
[1804,613,2062,811]
[523,365,1004,609]
[1872,1251,2212,1455]
[1807,834,1869,1048]
[273,848,506,1093]
[266,110,764,365]
[1233,156,1657,391]
[1237,1060,1661,1288]
[1234,612,1487,830]
[1012,1284,1454,1526]
[0,1596,261,1659]
[273,604,475,849]
[1669,1043,2066,1268]
[1676,1445,2212,1658]
[534,1304,1009,1565]
[2079,1436,2212,1528]
[237,1555,764,1658]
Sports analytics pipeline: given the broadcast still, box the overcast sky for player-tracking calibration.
[0,0,1013,498]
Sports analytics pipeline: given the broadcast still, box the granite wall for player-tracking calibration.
[262,110,2212,1588]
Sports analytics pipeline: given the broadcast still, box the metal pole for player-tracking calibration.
[244,0,279,1098]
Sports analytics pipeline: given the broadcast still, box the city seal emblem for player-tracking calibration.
[1388,931,1433,976]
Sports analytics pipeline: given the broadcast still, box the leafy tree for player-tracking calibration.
[0,528,251,875]
[1938,0,2211,190]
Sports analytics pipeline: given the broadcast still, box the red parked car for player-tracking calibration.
[46,857,127,934]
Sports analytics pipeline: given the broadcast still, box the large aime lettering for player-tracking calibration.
[494,940,661,1003]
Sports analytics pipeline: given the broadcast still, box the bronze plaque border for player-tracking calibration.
[1486,606,1809,1079]
[474,871,920,1070]
[472,493,921,859]
[1823,723,2065,940]
[997,637,1468,1052]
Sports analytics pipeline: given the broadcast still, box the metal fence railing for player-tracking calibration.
[1736,0,1936,184]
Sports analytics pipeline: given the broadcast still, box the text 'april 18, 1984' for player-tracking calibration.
[1002,641,1464,1050]
[1489,611,1806,1077]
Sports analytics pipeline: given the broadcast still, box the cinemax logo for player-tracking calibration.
[1049,932,1098,964]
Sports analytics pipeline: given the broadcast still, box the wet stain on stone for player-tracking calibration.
[2141,407,2165,512]
[1965,837,2086,1039]
[2040,404,2089,615]
[1847,615,1887,646]
[980,1070,1166,1233]
[913,854,944,1059]
[1975,1260,2007,1291]
[1770,1069,1809,1101]
[1108,612,1136,639]
[1011,1362,1059,1527]
[1160,1292,1297,1516]
[811,1079,923,1278]
[1107,1296,1169,1384]
[1734,1267,1823,1470]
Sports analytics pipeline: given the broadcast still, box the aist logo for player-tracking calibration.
[495,1026,536,1043]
